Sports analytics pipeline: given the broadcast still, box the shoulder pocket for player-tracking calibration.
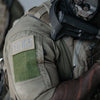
[9,35,52,100]
[12,35,40,82]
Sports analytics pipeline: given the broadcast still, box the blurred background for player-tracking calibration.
[18,0,47,11]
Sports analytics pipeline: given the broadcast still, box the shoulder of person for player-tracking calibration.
[25,1,51,25]
[6,1,52,40]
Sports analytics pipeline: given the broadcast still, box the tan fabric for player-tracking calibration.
[25,1,51,25]
[43,1,51,13]
[3,1,100,100]
[3,91,10,100]
[73,40,89,78]
[3,15,59,100]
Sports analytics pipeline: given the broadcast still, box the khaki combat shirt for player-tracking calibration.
[3,1,100,100]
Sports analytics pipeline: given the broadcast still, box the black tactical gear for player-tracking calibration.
[50,0,100,40]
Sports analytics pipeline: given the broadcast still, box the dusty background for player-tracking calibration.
[18,0,47,11]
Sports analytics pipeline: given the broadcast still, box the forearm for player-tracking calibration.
[51,63,100,100]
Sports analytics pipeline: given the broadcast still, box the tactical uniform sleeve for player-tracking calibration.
[3,15,59,100]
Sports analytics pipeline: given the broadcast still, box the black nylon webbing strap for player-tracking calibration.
[56,25,96,40]
[50,0,100,40]
[63,15,99,35]
[50,0,62,40]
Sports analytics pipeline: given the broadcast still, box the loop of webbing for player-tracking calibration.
[34,6,47,19]
[25,1,51,25]
[26,1,51,19]
[43,1,51,13]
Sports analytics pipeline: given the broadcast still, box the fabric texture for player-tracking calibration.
[3,1,100,100]
[3,6,58,99]
[13,49,40,82]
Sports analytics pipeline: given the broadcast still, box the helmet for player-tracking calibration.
[50,0,100,40]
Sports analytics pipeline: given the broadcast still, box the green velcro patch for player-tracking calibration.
[13,49,40,82]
